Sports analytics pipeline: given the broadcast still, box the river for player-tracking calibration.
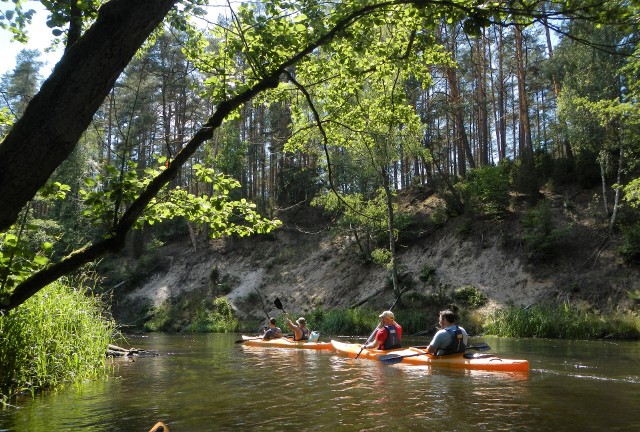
[1,334,639,431]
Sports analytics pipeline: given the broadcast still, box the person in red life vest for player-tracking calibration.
[364,310,402,350]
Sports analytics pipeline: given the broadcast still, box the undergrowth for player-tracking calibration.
[484,304,640,339]
[144,296,238,333]
[0,282,116,405]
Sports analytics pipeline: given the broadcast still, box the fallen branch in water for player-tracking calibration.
[107,344,159,358]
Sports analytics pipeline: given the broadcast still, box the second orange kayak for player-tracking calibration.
[240,335,334,350]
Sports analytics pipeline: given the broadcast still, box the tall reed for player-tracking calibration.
[484,304,640,339]
[0,282,116,404]
[305,308,436,337]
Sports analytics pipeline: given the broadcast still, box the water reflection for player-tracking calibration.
[1,334,639,431]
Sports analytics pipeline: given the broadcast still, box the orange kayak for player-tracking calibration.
[240,335,334,351]
[331,340,529,372]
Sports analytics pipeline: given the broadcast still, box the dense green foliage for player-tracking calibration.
[0,0,638,312]
[484,304,640,339]
[0,3,639,403]
[521,201,571,261]
[455,165,511,218]
[144,296,238,333]
[284,303,640,341]
[0,281,116,404]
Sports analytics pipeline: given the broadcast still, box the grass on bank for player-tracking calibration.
[0,281,116,405]
[265,304,640,341]
[139,292,640,340]
[484,304,640,339]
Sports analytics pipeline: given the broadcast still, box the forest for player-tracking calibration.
[1,0,640,399]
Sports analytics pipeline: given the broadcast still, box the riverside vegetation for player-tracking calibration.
[0,280,116,406]
[3,0,640,405]
[137,286,640,340]
[4,164,640,405]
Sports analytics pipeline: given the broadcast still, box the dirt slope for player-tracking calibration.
[113,186,640,325]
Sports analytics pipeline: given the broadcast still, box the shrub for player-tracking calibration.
[307,308,378,336]
[521,201,570,261]
[453,285,488,308]
[209,266,219,284]
[418,265,436,283]
[371,248,393,269]
[456,165,511,218]
[188,297,238,333]
[0,282,116,402]
[619,222,640,263]
[510,159,540,201]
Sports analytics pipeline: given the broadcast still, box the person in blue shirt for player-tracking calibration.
[426,309,468,355]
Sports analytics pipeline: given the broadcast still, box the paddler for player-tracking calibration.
[426,309,468,355]
[283,313,311,341]
[364,310,402,350]
[262,317,283,340]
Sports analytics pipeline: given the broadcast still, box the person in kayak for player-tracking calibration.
[426,309,468,355]
[364,310,402,350]
[262,317,283,340]
[284,314,311,341]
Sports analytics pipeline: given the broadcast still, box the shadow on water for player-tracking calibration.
[1,334,639,431]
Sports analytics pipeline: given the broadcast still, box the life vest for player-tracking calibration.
[381,325,402,350]
[295,327,310,341]
[439,326,466,355]
[263,327,282,340]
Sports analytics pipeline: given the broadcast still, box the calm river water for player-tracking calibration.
[1,334,639,431]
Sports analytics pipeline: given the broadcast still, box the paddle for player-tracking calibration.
[274,297,287,315]
[378,343,492,365]
[355,286,407,359]
[234,336,263,344]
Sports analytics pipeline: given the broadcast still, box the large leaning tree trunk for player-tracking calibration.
[0,0,178,232]
[0,0,422,312]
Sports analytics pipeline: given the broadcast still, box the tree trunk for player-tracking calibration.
[609,148,623,232]
[600,154,610,215]
[514,25,533,164]
[381,167,400,298]
[446,66,476,176]
[0,0,178,231]
[475,32,489,166]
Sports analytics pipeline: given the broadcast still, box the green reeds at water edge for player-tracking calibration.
[484,304,640,339]
[0,282,116,405]
[302,308,438,337]
[288,305,639,340]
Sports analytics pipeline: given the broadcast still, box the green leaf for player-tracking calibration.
[34,256,49,266]
[3,234,19,247]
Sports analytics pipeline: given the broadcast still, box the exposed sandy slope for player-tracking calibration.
[120,188,640,324]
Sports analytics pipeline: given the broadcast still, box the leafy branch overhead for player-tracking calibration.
[1,0,639,312]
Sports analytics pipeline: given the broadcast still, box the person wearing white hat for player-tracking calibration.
[364,310,402,350]
[284,313,311,341]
